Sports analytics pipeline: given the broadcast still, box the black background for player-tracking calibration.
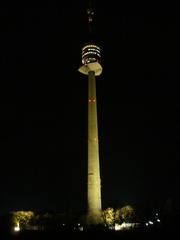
[0,1,179,216]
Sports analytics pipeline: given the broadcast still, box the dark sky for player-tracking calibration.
[0,1,179,215]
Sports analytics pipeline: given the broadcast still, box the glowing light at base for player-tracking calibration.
[14,223,20,232]
[114,222,139,231]
[115,223,121,231]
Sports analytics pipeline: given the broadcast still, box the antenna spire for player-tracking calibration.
[87,0,94,33]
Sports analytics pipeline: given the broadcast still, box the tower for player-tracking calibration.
[78,3,103,224]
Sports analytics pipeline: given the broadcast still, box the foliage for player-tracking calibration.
[114,208,123,224]
[102,205,136,226]
[119,205,135,223]
[102,208,115,227]
[11,211,34,228]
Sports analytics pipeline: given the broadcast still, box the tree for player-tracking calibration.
[119,205,135,223]
[115,208,123,224]
[102,208,115,227]
[11,211,34,229]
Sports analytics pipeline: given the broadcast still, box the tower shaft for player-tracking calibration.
[87,71,102,224]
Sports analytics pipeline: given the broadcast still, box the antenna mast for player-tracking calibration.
[87,0,94,33]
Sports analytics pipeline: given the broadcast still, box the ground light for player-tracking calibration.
[14,222,20,232]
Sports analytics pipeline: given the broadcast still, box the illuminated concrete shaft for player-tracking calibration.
[88,70,102,223]
[78,42,103,224]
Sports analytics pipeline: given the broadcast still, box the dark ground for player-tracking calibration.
[0,226,178,240]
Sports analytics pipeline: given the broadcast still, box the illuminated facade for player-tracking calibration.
[79,44,102,76]
[78,7,103,224]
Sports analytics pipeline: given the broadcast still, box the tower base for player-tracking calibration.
[86,210,103,225]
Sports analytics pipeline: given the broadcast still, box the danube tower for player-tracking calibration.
[78,4,103,224]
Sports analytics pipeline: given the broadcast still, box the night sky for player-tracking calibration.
[0,1,179,215]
